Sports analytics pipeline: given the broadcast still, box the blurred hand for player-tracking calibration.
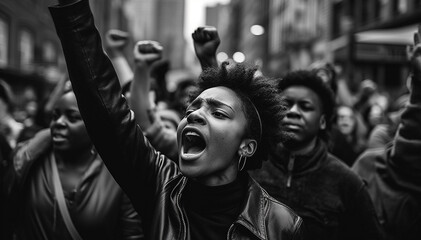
[105,29,129,51]
[410,24,421,80]
[133,40,163,66]
[192,26,220,60]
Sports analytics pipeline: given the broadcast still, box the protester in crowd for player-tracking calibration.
[5,88,144,240]
[309,61,338,95]
[49,1,303,239]
[352,26,421,240]
[127,27,221,160]
[129,40,179,160]
[106,29,181,160]
[0,80,23,149]
[366,93,409,149]
[330,105,367,166]
[104,29,133,87]
[250,70,383,240]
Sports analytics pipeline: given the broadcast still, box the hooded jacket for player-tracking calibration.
[48,1,302,239]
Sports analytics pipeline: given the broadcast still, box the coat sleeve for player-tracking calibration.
[389,73,421,190]
[48,0,179,214]
[119,192,145,240]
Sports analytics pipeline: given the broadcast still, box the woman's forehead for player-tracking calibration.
[196,86,242,105]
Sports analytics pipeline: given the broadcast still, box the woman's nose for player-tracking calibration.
[54,115,67,126]
[187,110,205,125]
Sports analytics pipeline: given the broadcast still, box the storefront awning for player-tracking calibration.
[355,24,417,45]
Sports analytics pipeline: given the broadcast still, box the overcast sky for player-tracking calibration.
[184,0,230,45]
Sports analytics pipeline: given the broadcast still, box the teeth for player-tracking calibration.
[185,131,199,137]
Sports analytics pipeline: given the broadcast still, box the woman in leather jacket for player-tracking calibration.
[5,89,143,240]
[48,0,302,239]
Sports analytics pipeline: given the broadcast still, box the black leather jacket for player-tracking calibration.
[49,1,302,239]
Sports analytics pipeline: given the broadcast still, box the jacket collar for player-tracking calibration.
[271,139,328,176]
[234,175,267,240]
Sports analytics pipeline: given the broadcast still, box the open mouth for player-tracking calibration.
[182,130,206,155]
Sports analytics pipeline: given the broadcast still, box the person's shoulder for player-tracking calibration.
[323,154,366,186]
[260,187,303,239]
[352,147,387,178]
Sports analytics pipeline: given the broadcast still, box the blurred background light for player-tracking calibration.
[216,52,229,62]
[250,25,265,36]
[233,52,245,63]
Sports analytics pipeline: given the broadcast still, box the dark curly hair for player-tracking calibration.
[278,70,335,142]
[188,61,286,170]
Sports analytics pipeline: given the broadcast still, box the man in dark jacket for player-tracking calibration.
[352,26,421,240]
[251,70,384,240]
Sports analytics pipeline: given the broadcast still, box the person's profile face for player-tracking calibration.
[280,86,324,146]
[176,86,248,186]
[50,92,91,152]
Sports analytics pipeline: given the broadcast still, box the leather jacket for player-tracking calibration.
[49,1,302,239]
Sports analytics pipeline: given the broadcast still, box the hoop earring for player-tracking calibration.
[238,155,247,171]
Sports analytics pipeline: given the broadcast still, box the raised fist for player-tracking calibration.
[192,26,220,59]
[105,29,129,50]
[133,40,163,66]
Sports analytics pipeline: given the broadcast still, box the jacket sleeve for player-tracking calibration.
[389,73,421,189]
[8,129,51,186]
[119,192,145,240]
[48,0,179,213]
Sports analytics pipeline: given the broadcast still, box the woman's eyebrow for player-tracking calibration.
[205,98,234,111]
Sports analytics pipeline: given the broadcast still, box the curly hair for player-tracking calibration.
[188,61,286,170]
[278,70,336,142]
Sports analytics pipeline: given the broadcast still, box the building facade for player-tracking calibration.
[331,0,421,97]
[0,0,128,116]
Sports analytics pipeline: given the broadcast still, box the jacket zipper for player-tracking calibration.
[286,154,295,188]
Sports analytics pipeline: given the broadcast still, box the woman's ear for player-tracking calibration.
[319,115,326,130]
[238,138,257,157]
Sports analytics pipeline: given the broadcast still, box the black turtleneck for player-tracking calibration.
[182,173,248,240]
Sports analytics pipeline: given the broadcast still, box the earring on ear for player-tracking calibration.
[238,155,247,171]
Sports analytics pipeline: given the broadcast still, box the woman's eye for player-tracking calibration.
[184,109,194,117]
[67,114,82,123]
[213,111,227,118]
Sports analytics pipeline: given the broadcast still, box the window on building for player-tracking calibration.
[19,29,35,71]
[0,17,8,67]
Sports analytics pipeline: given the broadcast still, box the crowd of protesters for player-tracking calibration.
[0,0,420,239]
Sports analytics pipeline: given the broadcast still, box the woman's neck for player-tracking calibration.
[54,147,95,170]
